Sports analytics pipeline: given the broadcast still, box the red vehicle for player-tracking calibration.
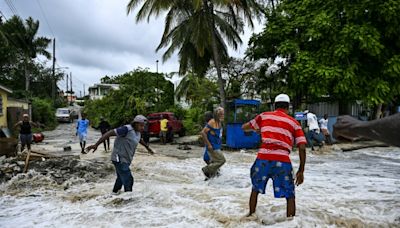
[147,112,185,138]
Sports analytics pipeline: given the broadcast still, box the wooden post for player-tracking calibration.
[23,149,31,173]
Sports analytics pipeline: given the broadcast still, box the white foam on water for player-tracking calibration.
[1,147,400,227]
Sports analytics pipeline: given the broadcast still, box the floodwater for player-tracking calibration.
[0,123,399,227]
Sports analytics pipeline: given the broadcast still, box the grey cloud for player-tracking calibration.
[3,0,258,90]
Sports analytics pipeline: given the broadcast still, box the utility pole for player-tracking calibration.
[83,84,85,97]
[80,91,82,98]
[70,72,72,105]
[156,59,159,103]
[156,60,159,73]
[51,38,56,101]
[66,73,68,95]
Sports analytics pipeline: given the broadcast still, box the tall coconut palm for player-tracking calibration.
[1,16,51,92]
[127,0,261,109]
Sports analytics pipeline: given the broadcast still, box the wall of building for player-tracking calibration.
[8,98,29,109]
[0,90,8,128]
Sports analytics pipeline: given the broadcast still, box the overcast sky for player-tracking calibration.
[0,0,262,96]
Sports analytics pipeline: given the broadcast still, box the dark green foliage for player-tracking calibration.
[182,107,204,135]
[31,98,56,129]
[248,0,400,105]
[84,68,175,127]
[175,72,219,109]
[166,104,187,120]
[0,15,60,101]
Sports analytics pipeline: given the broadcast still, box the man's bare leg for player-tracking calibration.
[247,190,259,216]
[287,197,296,217]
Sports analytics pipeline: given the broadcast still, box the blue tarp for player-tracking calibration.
[294,112,307,121]
[230,99,261,106]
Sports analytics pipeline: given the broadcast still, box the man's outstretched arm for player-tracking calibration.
[86,129,116,152]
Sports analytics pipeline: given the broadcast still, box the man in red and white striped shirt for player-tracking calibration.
[242,94,307,218]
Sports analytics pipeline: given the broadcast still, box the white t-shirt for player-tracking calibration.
[319,118,329,130]
[307,113,320,131]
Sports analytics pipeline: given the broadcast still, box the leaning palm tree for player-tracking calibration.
[1,16,51,92]
[127,0,261,109]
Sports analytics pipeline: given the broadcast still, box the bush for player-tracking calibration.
[31,98,57,129]
[166,105,187,120]
[183,107,205,135]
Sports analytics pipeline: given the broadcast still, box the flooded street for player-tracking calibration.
[0,123,399,227]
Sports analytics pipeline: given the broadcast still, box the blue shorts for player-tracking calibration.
[250,159,295,198]
[78,133,87,142]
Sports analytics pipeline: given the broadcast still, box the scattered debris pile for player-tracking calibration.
[0,153,114,185]
[0,138,18,157]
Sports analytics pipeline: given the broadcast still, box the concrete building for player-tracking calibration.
[88,83,120,100]
[0,84,12,128]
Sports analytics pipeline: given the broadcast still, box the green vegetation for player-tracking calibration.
[3,0,399,135]
[248,0,400,109]
[175,72,219,110]
[181,107,205,135]
[0,15,64,128]
[31,98,57,130]
[85,68,175,127]
[0,16,61,99]
[127,0,262,109]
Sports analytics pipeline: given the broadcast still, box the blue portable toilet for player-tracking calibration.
[226,99,261,149]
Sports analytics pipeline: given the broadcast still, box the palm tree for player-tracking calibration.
[175,71,218,108]
[127,0,261,109]
[1,16,51,92]
[198,0,261,109]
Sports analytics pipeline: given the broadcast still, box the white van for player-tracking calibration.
[56,108,72,123]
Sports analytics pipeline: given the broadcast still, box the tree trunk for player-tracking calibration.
[374,103,383,119]
[204,0,226,110]
[25,58,29,92]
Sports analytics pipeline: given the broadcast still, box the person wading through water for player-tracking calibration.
[76,113,90,154]
[202,111,214,165]
[201,107,225,180]
[86,115,154,194]
[242,94,307,218]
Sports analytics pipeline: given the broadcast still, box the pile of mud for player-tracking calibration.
[0,155,114,186]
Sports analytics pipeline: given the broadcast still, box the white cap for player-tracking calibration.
[274,94,290,103]
[304,110,309,114]
[133,115,147,123]
[23,114,29,117]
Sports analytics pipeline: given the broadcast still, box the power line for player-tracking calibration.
[73,75,88,86]
[55,63,88,86]
[0,9,8,20]
[4,0,19,16]
[35,0,55,37]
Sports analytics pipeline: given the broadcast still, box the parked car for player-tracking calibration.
[56,108,73,123]
[147,112,185,138]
